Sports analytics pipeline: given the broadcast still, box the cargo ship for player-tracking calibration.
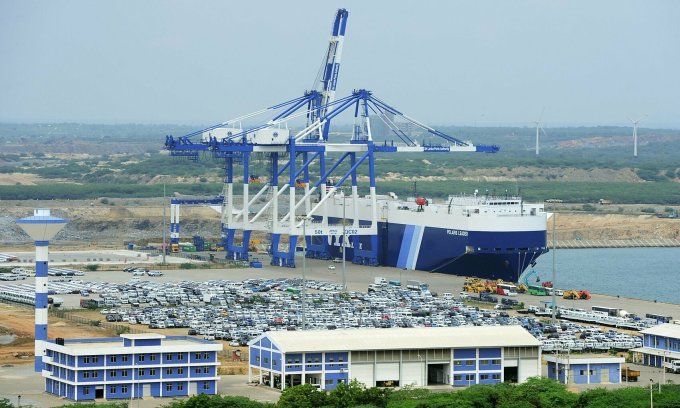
[318,192,548,283]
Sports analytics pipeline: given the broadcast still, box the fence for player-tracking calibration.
[557,238,680,249]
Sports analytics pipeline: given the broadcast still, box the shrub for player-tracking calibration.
[85,264,99,271]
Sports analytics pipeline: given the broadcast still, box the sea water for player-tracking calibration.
[531,247,680,304]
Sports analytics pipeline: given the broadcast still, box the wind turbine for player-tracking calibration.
[628,114,646,158]
[533,107,547,156]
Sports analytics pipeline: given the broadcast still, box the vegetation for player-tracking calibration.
[1,379,679,407]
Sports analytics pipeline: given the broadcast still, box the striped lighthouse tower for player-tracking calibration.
[17,208,67,372]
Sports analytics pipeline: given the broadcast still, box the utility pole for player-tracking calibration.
[302,218,307,330]
[342,195,347,291]
[551,200,557,325]
[162,184,167,265]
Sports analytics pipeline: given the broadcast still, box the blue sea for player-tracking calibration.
[531,247,680,304]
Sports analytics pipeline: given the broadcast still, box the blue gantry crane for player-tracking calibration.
[163,9,498,267]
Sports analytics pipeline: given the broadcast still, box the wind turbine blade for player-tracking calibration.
[538,106,546,122]
[540,127,548,137]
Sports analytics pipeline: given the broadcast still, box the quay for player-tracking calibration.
[556,239,680,249]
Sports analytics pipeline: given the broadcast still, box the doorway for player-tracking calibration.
[95,386,104,399]
[427,364,447,385]
[504,366,518,383]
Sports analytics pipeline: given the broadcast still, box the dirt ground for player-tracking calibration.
[0,304,248,374]
[0,303,116,365]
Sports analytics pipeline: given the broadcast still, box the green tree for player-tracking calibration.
[277,384,327,408]
[85,264,99,271]
[327,379,366,408]
[514,377,578,408]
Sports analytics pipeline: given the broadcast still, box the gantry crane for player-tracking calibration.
[163,9,499,267]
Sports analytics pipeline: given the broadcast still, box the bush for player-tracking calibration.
[641,207,657,214]
[85,264,99,271]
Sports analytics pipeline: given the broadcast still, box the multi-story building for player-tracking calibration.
[42,333,222,401]
[248,326,541,391]
[632,323,680,369]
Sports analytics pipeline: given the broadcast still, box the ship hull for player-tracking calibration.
[325,221,547,283]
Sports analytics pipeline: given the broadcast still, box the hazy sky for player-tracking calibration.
[1,0,678,127]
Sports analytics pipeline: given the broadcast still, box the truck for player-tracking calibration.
[406,280,429,292]
[665,360,680,374]
[621,366,640,381]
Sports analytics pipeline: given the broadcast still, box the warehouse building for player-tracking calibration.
[42,333,222,401]
[632,323,680,369]
[248,326,541,390]
[545,355,624,384]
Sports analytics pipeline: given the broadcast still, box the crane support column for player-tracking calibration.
[351,142,379,265]
[226,152,251,261]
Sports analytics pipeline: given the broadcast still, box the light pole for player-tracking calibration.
[302,217,307,330]
[341,194,347,291]
[650,378,654,408]
[550,200,557,325]
[162,183,167,265]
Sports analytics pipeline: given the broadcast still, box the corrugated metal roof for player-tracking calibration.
[640,323,680,338]
[256,326,540,353]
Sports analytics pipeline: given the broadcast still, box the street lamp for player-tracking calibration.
[302,217,308,330]
[650,378,654,408]
[341,193,348,291]
[548,199,557,325]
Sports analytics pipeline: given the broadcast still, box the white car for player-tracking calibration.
[328,265,336,270]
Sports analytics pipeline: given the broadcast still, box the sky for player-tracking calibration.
[1,0,679,128]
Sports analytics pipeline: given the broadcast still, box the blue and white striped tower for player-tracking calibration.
[17,208,67,372]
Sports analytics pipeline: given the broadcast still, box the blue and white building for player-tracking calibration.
[42,333,222,401]
[632,323,680,369]
[248,326,541,390]
[545,355,625,384]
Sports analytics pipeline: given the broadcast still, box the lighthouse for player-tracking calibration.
[17,208,67,372]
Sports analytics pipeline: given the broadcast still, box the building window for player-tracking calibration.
[110,355,117,363]
[177,353,184,360]
[92,356,98,363]
[166,383,173,392]
[295,358,300,364]
[466,360,475,366]
[110,370,117,377]
[256,356,260,363]
[203,352,210,360]
[83,356,90,364]
[195,353,201,360]
[122,355,129,363]
[480,374,489,380]
[580,370,586,375]
[465,374,475,381]
[177,383,184,391]
[589,370,595,375]
[122,369,128,377]
[138,369,145,376]
[178,367,184,375]
[83,386,90,395]
[83,372,90,379]
[492,374,501,380]
[166,368,173,375]
[166,353,173,360]
[138,354,145,362]
[121,385,128,394]
[329,357,334,363]
[454,360,462,366]
[195,367,200,374]
[150,354,157,362]
[325,379,333,385]
[150,368,156,376]
[203,381,210,390]
[338,355,344,363]
[110,385,117,394]
[454,374,462,381]
[264,357,269,364]
[92,371,98,378]
[480,359,490,365]
[287,358,292,364]
[203,366,210,374]
[492,359,501,365]
[273,360,277,366]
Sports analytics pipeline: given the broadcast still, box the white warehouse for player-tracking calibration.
[248,326,541,390]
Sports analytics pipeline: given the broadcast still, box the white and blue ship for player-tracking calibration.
[315,193,548,283]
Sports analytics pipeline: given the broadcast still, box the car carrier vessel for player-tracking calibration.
[317,192,548,282]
